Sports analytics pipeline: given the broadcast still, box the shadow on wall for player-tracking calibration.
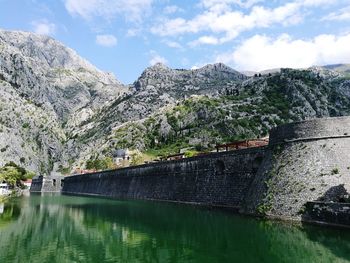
[316,184,350,203]
[215,160,225,175]
[252,156,264,173]
[300,184,350,229]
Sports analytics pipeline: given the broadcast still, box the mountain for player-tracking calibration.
[106,67,350,156]
[322,64,350,77]
[0,29,128,173]
[0,29,350,175]
[0,30,127,119]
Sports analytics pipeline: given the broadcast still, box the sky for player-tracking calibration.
[0,0,350,84]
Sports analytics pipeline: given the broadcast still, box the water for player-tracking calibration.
[0,195,350,263]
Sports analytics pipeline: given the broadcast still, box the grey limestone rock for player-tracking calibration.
[1,29,350,175]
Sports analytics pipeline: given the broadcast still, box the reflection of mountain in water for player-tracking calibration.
[0,195,350,263]
[0,201,21,228]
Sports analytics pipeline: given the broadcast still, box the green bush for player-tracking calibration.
[331,168,339,175]
[86,157,115,171]
[184,150,197,158]
[22,123,30,129]
[0,162,34,187]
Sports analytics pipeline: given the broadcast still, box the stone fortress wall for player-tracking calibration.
[61,116,350,227]
[30,174,64,193]
[62,147,266,209]
[243,117,350,222]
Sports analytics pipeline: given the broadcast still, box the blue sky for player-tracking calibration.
[0,0,350,83]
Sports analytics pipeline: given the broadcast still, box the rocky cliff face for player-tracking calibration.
[1,29,350,175]
[103,68,350,156]
[0,29,127,173]
[0,30,126,120]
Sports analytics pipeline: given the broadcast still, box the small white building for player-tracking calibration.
[0,183,11,196]
[113,149,131,166]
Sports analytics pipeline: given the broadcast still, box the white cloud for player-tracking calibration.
[189,36,219,46]
[322,6,350,21]
[215,33,350,71]
[190,64,207,70]
[200,0,264,11]
[163,5,183,14]
[32,20,56,35]
[96,34,118,47]
[64,0,153,23]
[152,2,301,40]
[299,0,334,7]
[149,50,168,65]
[126,28,141,37]
[163,40,183,49]
[151,0,338,45]
[153,3,302,41]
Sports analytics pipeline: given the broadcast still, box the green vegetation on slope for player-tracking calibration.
[94,69,350,161]
[0,162,34,188]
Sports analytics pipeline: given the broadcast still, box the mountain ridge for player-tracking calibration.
[1,29,350,175]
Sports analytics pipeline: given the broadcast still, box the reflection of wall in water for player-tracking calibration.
[1,196,350,262]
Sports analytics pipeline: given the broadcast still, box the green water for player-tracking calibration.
[0,195,350,263]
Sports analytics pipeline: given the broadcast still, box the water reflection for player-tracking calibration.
[0,195,349,263]
[0,201,21,228]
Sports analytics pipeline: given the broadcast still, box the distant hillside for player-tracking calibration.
[1,29,350,174]
[322,64,350,77]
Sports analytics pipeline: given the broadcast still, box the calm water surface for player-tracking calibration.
[0,194,350,263]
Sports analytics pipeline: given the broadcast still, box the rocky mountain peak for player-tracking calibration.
[149,62,170,70]
[140,63,172,77]
[194,62,247,81]
[0,29,99,72]
[197,62,236,73]
[134,62,247,91]
[0,29,128,126]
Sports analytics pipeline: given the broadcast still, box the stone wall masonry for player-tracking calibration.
[30,176,43,192]
[243,117,350,221]
[62,147,266,209]
[269,116,350,145]
[30,175,64,193]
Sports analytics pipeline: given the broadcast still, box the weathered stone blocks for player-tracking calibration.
[62,148,266,209]
[244,116,350,223]
[30,175,64,192]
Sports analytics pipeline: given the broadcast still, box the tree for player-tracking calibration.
[85,157,115,171]
[130,153,144,166]
[86,159,95,170]
[100,157,115,170]
[0,166,24,187]
[0,162,35,188]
